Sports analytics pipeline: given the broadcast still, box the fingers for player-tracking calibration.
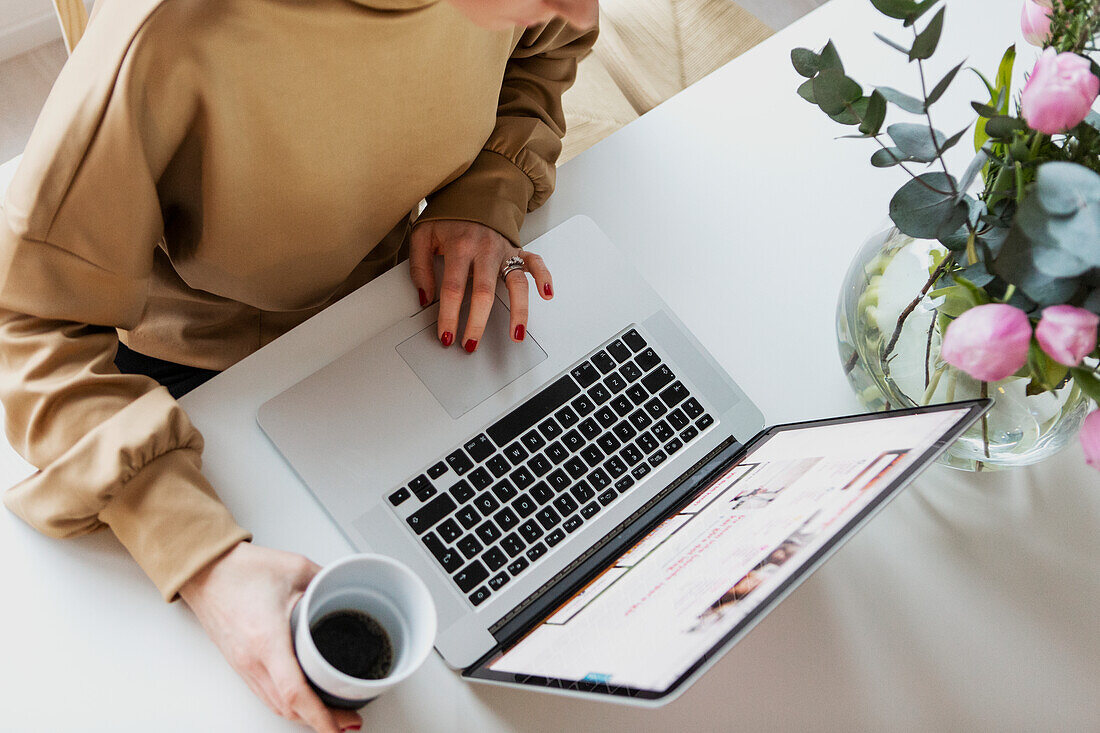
[437,249,472,348]
[409,225,436,309]
[504,268,529,342]
[270,650,346,733]
[460,252,501,352]
[522,251,554,301]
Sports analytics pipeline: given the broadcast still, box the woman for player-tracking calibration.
[0,0,597,730]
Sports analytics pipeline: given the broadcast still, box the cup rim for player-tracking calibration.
[298,553,437,689]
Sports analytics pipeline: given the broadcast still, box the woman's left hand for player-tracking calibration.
[409,220,553,352]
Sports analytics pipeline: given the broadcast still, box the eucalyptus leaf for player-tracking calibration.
[871,147,910,167]
[993,227,1081,306]
[1033,161,1100,217]
[958,262,996,288]
[958,149,989,195]
[874,32,911,55]
[909,7,945,60]
[877,86,925,114]
[813,69,863,115]
[870,0,919,19]
[1082,289,1100,315]
[1070,367,1100,403]
[985,116,1027,139]
[939,125,970,155]
[971,102,999,117]
[904,0,941,26]
[889,172,963,238]
[860,90,888,135]
[888,123,946,162]
[926,61,964,106]
[818,41,844,73]
[797,78,817,104]
[1028,342,1068,392]
[792,48,821,78]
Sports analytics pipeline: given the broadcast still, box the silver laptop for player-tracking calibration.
[257,215,989,703]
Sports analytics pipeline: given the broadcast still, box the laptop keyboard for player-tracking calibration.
[386,326,715,608]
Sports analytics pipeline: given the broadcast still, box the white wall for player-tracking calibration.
[0,0,91,62]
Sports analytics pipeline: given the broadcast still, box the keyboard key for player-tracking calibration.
[504,442,528,465]
[571,394,595,417]
[476,521,502,545]
[519,519,543,543]
[495,507,520,531]
[547,469,571,492]
[615,475,635,493]
[592,350,616,374]
[622,329,647,352]
[538,418,563,440]
[597,434,621,454]
[631,462,652,480]
[487,455,510,478]
[628,409,652,430]
[474,493,500,515]
[562,429,584,453]
[406,494,456,534]
[597,488,617,506]
[613,420,637,442]
[589,468,611,491]
[589,383,612,405]
[483,547,508,571]
[468,586,491,606]
[604,373,627,394]
[563,515,584,533]
[637,432,659,454]
[570,480,595,502]
[492,479,518,502]
[428,461,448,480]
[660,381,689,407]
[388,488,410,506]
[456,505,480,529]
[489,572,510,591]
[581,444,604,467]
[501,533,526,557]
[571,363,600,388]
[605,456,627,478]
[620,443,644,466]
[595,406,617,428]
[437,519,462,543]
[449,480,475,504]
[554,494,579,516]
[457,535,483,559]
[409,474,435,501]
[680,425,699,442]
[454,560,489,593]
[510,466,535,491]
[555,406,579,429]
[619,362,643,383]
[682,397,704,419]
[521,430,546,452]
[536,506,562,530]
[636,348,660,371]
[507,557,530,576]
[469,467,493,490]
[488,375,580,447]
[668,408,690,431]
[528,453,553,477]
[530,481,555,505]
[607,339,631,363]
[545,528,567,546]
[665,437,684,455]
[644,398,668,419]
[525,542,548,562]
[581,502,601,519]
[564,457,587,479]
[464,434,495,463]
[626,384,648,405]
[696,413,715,430]
[512,494,538,518]
[546,441,569,464]
[649,450,668,468]
[610,395,633,417]
[446,449,474,475]
[652,420,674,442]
[423,532,463,573]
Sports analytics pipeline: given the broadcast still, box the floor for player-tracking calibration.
[0,0,827,164]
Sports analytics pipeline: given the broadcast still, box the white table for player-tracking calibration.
[3,1,1098,730]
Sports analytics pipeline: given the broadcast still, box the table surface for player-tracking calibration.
[3,1,1099,730]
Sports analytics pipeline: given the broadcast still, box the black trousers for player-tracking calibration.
[114,341,221,399]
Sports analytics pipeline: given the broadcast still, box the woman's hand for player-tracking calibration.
[409,220,553,352]
[179,542,363,733]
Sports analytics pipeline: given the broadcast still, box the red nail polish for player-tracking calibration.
[418,288,428,307]
[544,282,553,297]
[343,726,362,732]
[441,332,453,347]
[514,324,525,341]
[464,339,478,353]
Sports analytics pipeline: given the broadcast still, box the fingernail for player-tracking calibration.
[544,283,553,297]
[342,726,362,732]
[441,332,453,347]
[514,324,525,341]
[464,339,478,353]
[418,288,428,307]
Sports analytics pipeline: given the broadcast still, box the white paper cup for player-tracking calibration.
[291,554,437,708]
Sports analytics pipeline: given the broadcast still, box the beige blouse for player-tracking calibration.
[0,0,594,600]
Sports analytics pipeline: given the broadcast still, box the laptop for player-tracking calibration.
[257,215,989,703]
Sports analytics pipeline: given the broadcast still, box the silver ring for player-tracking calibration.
[499,254,526,281]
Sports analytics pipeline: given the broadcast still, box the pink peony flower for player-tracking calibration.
[1020,48,1100,134]
[941,304,1032,382]
[1082,410,1100,470]
[1021,0,1053,46]
[1036,305,1099,366]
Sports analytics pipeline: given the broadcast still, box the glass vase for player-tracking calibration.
[836,226,1091,471]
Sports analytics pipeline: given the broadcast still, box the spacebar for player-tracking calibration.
[487,374,581,447]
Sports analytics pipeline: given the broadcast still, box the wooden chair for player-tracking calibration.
[52,0,89,55]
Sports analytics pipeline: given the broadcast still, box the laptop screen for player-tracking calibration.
[464,402,987,701]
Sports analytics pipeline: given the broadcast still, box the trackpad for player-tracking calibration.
[396,296,547,419]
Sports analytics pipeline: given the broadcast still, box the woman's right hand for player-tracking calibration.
[179,541,363,732]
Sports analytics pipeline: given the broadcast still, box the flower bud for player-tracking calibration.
[941,304,1032,382]
[1021,48,1100,134]
[1021,0,1052,46]
[1036,305,1099,366]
